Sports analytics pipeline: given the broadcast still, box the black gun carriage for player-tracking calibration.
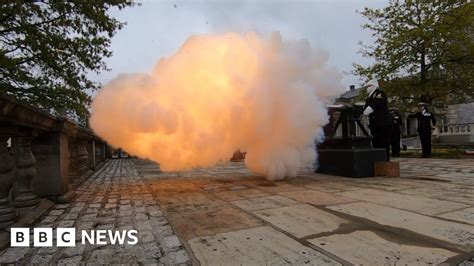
[316,104,387,177]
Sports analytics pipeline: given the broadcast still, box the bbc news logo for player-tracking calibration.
[11,228,138,247]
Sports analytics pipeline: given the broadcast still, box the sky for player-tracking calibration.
[92,0,389,91]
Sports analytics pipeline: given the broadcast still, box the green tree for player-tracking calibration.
[0,1,133,123]
[354,0,474,107]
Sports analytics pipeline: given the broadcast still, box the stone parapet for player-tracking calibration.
[0,93,109,227]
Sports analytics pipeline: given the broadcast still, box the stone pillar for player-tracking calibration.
[69,138,91,182]
[105,142,112,159]
[68,138,79,182]
[32,130,75,203]
[77,139,91,175]
[0,134,16,227]
[11,128,39,208]
[102,142,107,161]
[87,139,96,170]
[94,141,101,164]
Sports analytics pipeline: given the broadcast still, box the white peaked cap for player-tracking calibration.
[366,79,379,97]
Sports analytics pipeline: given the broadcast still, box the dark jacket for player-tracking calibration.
[416,110,436,135]
[364,89,392,127]
[391,111,402,132]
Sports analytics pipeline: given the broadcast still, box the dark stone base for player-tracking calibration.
[50,189,75,203]
[12,192,39,208]
[0,200,16,228]
[0,209,16,222]
[0,199,55,250]
[0,220,14,229]
[317,148,387,178]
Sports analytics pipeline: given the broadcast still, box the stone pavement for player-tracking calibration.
[0,157,473,265]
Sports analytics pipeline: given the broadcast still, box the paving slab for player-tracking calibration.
[189,226,340,265]
[156,192,225,213]
[213,190,246,201]
[303,183,342,193]
[439,194,474,206]
[385,179,474,203]
[251,182,306,193]
[438,207,474,225]
[380,177,469,192]
[148,179,208,193]
[166,203,263,240]
[283,176,325,186]
[403,178,471,193]
[397,187,457,198]
[253,204,347,238]
[309,230,457,265]
[351,181,415,191]
[231,195,298,211]
[233,187,271,198]
[279,189,357,206]
[435,172,474,179]
[328,202,474,249]
[304,181,364,193]
[337,188,468,215]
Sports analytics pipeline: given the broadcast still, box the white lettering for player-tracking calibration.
[96,230,107,245]
[108,230,127,245]
[81,230,94,244]
[57,228,76,247]
[127,230,138,245]
[34,228,53,247]
[11,228,30,247]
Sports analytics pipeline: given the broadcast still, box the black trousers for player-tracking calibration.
[419,132,432,157]
[371,125,392,161]
[391,127,401,156]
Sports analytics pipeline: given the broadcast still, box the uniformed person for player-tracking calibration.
[416,102,437,158]
[390,108,402,157]
[363,79,392,161]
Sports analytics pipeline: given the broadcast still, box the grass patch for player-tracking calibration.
[400,147,467,158]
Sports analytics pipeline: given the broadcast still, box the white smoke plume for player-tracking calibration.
[90,32,344,181]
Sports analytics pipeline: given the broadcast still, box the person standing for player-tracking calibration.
[363,79,392,161]
[390,108,402,157]
[416,102,437,158]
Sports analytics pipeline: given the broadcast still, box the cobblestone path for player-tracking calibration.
[0,159,191,264]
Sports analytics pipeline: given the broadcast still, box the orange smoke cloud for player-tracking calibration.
[90,32,344,181]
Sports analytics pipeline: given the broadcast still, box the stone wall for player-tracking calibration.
[0,93,109,228]
[437,102,474,125]
[457,103,474,124]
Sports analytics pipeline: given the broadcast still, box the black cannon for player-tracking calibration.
[316,104,386,177]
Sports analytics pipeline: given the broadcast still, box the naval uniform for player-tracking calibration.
[364,89,392,161]
[416,110,436,158]
[390,111,402,157]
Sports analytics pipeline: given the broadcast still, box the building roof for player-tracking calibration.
[339,87,363,99]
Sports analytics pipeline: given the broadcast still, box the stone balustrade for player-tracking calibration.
[433,123,474,144]
[435,123,473,135]
[0,93,110,228]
